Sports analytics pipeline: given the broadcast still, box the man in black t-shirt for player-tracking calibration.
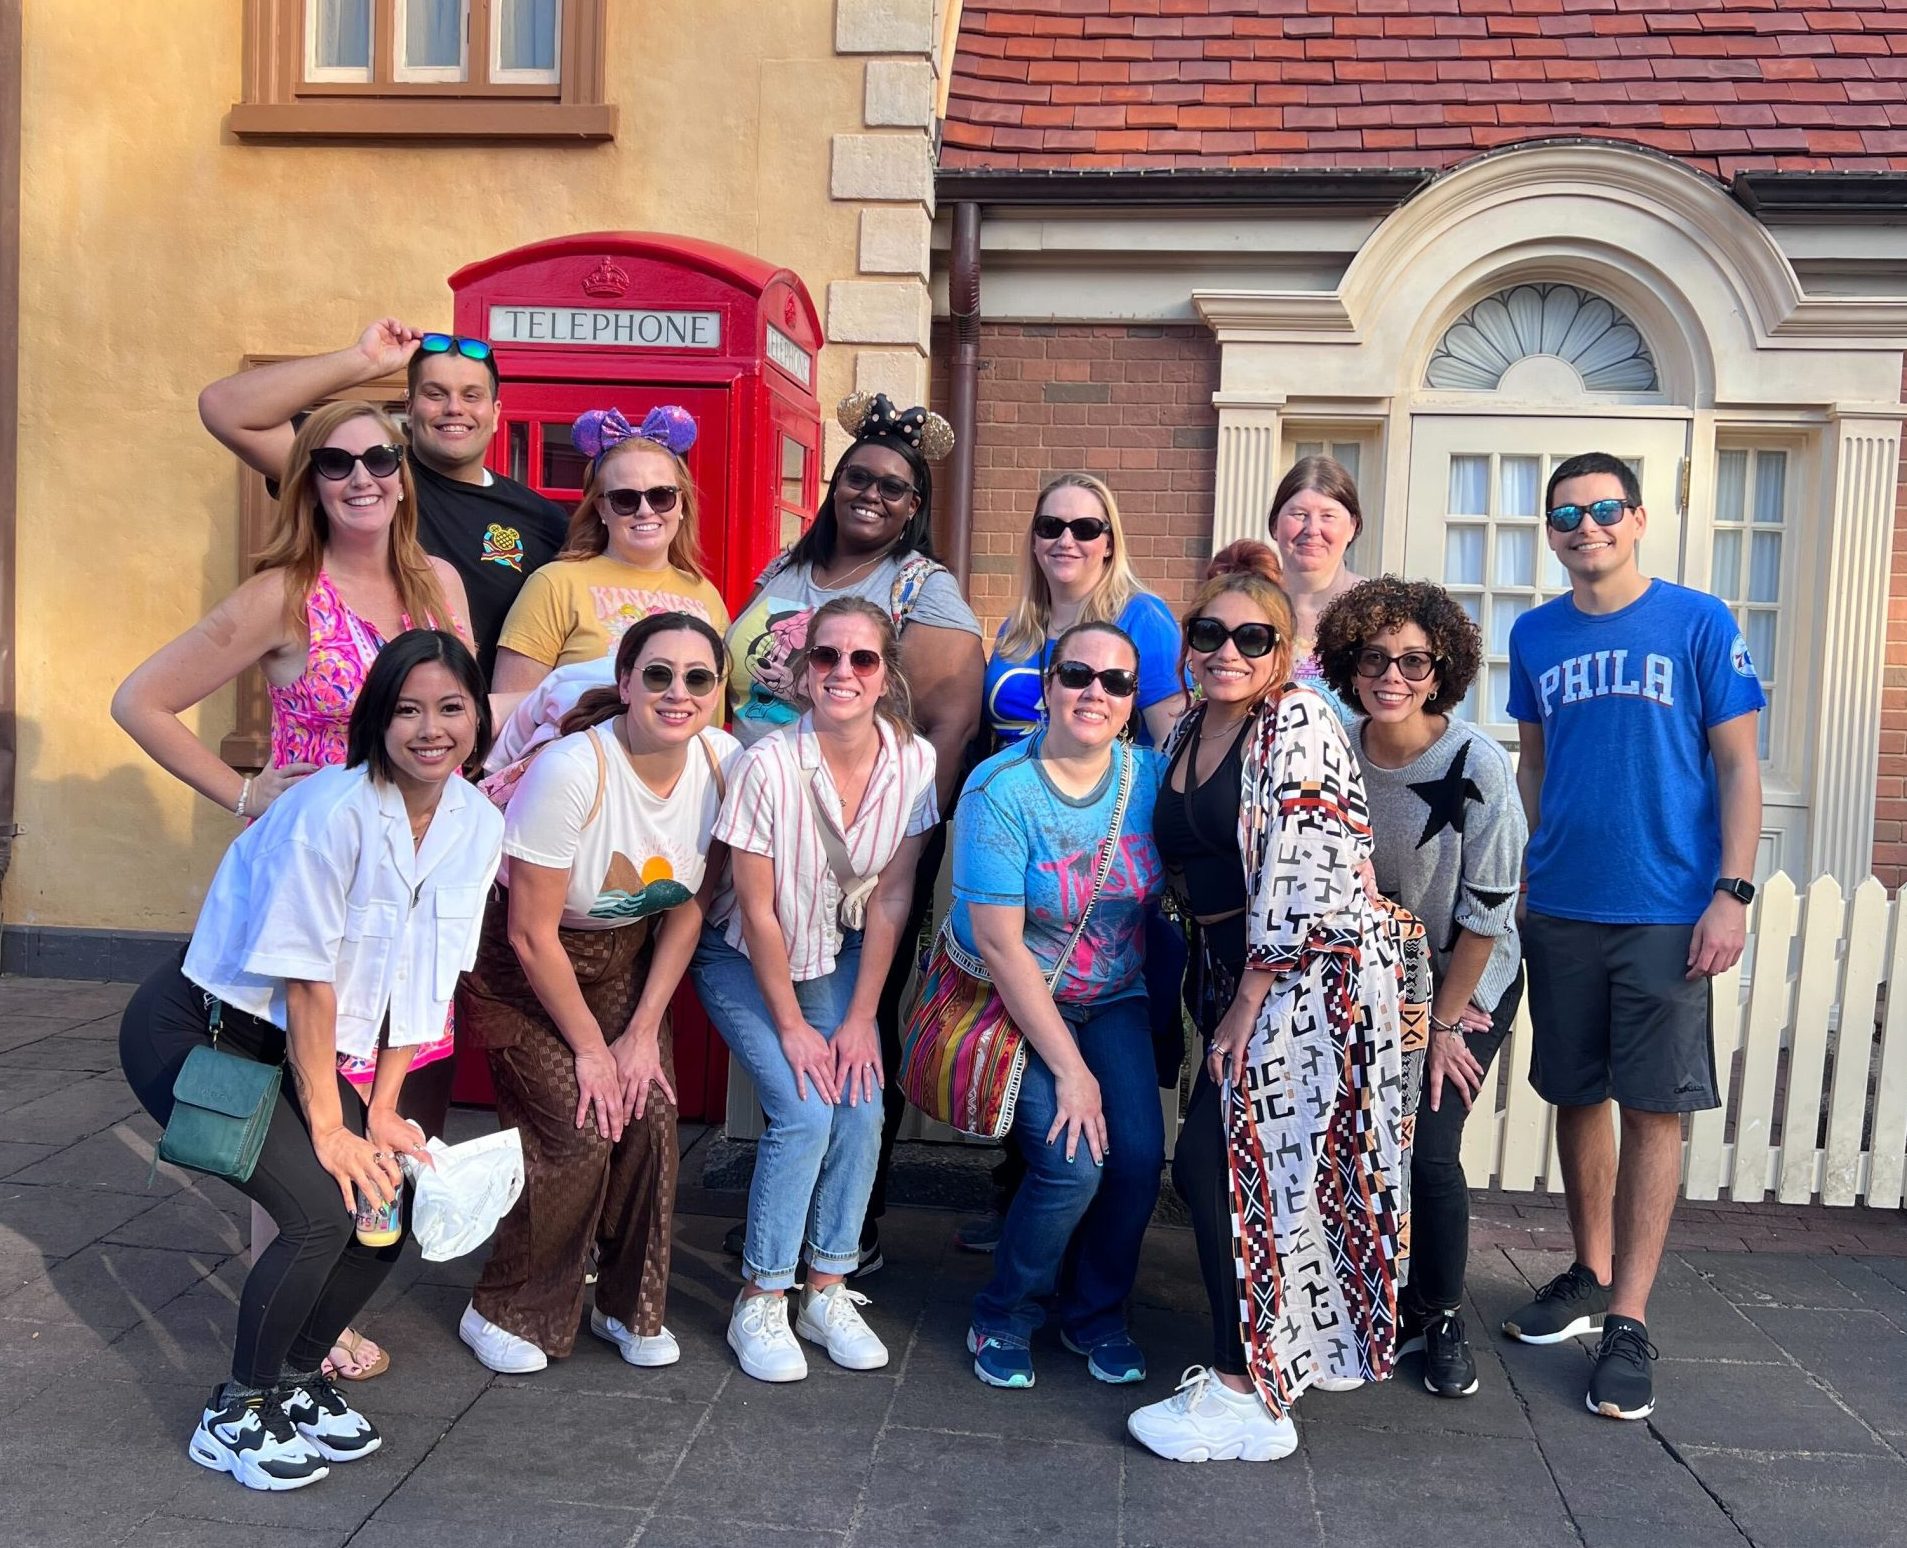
[200,318,569,680]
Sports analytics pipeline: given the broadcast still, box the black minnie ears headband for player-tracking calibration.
[837,391,955,463]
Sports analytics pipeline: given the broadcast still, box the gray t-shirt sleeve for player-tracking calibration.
[1451,730,1527,939]
[906,567,982,637]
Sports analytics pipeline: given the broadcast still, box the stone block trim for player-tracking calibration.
[858,206,932,278]
[837,0,936,56]
[832,131,936,203]
[828,279,932,349]
[865,58,936,129]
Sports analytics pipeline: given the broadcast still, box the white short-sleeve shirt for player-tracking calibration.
[707,714,937,981]
[183,765,504,1060]
[501,723,741,930]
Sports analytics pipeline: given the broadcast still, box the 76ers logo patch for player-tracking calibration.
[1730,632,1756,679]
[482,523,525,572]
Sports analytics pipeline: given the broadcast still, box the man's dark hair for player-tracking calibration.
[406,340,501,399]
[787,434,937,570]
[346,629,493,781]
[1545,451,1641,512]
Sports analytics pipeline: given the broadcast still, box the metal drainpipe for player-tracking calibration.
[944,201,982,593]
[0,0,22,918]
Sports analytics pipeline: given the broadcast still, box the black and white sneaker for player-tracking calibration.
[281,1372,382,1461]
[848,1223,884,1281]
[1501,1262,1612,1344]
[1422,1309,1479,1398]
[1586,1315,1658,1420]
[187,1385,329,1491]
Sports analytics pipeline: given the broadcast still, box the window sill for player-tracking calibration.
[229,100,616,141]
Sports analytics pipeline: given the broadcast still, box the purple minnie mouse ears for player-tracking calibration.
[572,404,698,462]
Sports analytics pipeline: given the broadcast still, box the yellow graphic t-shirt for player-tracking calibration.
[497,554,730,671]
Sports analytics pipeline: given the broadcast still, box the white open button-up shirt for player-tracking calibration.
[184,765,504,1061]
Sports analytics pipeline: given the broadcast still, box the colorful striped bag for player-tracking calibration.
[899,742,1134,1139]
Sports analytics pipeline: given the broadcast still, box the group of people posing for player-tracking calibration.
[112,318,1761,1493]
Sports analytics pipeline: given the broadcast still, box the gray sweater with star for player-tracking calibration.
[1354,719,1527,1016]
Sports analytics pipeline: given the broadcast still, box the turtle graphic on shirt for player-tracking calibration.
[590,852,692,921]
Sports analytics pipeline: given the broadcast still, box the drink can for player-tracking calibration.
[353,1183,402,1247]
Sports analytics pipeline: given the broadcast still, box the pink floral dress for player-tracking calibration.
[269,572,457,1088]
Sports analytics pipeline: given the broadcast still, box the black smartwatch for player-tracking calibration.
[1715,877,1755,905]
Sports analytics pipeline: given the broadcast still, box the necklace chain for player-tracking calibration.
[818,549,886,590]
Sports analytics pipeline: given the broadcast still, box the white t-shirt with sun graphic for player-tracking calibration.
[501,721,741,930]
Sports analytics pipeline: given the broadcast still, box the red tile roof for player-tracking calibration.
[939,0,1907,176]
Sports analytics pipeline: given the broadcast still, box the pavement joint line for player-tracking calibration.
[840,1294,922,1548]
[1293,1412,1331,1548]
[1644,1423,1755,1543]
[343,1381,495,1546]
[1485,1295,1594,1547]
[621,1362,732,1546]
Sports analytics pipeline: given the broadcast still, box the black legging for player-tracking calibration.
[120,962,407,1388]
[1173,1065,1248,1375]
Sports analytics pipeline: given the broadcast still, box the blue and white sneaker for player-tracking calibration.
[1061,1328,1147,1384]
[187,1385,329,1491]
[967,1327,1035,1389]
[281,1372,382,1462]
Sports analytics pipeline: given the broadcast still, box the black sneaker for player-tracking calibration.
[281,1372,382,1462]
[1422,1309,1479,1398]
[1501,1262,1611,1344]
[1586,1315,1658,1420]
[722,1221,746,1258]
[1395,1299,1428,1357]
[187,1385,329,1492]
[848,1222,884,1281]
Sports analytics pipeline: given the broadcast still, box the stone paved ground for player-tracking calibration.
[4,976,1907,1548]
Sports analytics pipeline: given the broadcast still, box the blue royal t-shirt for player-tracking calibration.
[1506,579,1765,926]
[949,738,1165,1003]
[983,591,1190,748]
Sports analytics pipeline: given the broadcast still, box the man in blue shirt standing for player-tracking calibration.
[1502,452,1764,1422]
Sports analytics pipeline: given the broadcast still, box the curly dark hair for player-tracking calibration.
[1315,576,1481,717]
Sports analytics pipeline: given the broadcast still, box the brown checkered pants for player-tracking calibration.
[459,890,677,1356]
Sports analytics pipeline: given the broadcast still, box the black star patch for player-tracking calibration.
[1409,741,1483,847]
[1465,883,1516,913]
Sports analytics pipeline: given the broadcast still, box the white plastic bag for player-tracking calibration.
[402,1129,526,1261]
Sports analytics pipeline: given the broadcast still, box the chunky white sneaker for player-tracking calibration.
[280,1373,381,1461]
[590,1309,682,1368]
[187,1385,329,1491]
[459,1302,548,1374]
[1127,1367,1299,1464]
[727,1291,807,1383]
[1313,1374,1364,1393]
[795,1283,890,1371]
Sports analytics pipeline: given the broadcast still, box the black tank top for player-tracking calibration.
[1156,722,1249,976]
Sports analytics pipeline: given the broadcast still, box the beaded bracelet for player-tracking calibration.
[233,775,255,819]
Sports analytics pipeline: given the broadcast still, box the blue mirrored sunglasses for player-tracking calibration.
[1545,497,1635,533]
[419,333,493,363]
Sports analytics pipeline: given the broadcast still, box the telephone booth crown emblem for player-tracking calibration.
[582,257,630,299]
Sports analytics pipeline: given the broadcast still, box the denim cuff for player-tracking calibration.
[806,1243,862,1276]
[743,1257,801,1293]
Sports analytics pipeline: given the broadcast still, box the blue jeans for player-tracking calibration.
[691,924,881,1291]
[971,994,1164,1347]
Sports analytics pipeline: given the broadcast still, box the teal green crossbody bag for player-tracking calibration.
[152,999,282,1184]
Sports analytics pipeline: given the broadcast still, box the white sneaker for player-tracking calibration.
[1313,1374,1364,1393]
[795,1283,890,1371]
[459,1302,549,1374]
[1127,1367,1299,1464]
[590,1309,682,1368]
[187,1385,329,1492]
[727,1291,807,1383]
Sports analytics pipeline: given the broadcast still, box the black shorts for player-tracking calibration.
[1524,912,1720,1114]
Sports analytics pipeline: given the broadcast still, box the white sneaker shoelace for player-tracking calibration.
[1165,1365,1223,1415]
[741,1293,795,1344]
[820,1285,874,1334]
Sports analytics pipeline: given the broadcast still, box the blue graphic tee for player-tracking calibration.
[949,738,1165,1002]
[983,591,1190,748]
[1505,579,1765,925]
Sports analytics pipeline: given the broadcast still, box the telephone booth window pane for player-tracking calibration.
[498,0,560,73]
[541,422,589,492]
[507,422,530,486]
[404,0,463,69]
[310,0,372,74]
[780,435,807,513]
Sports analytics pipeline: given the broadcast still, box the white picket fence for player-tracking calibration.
[1466,871,1907,1208]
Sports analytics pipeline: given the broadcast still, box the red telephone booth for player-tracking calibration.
[447,232,824,1120]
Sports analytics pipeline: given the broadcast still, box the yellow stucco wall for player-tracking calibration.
[15,2,871,932]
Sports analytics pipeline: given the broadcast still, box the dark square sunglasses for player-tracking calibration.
[1051,660,1138,697]
[311,444,405,481]
[418,333,493,363]
[839,465,918,503]
[1185,616,1278,659]
[1032,515,1111,544]
[604,486,681,517]
[1354,648,1440,683]
[1545,497,1635,533]
[807,645,883,677]
[637,662,719,696]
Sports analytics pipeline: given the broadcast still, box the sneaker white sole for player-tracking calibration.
[1059,1332,1144,1385]
[795,1319,889,1371]
[589,1314,681,1368]
[1502,1313,1603,1344]
[727,1324,807,1383]
[459,1315,548,1374]
[1425,1374,1480,1398]
[1588,1391,1654,1421]
[1125,1414,1297,1464]
[189,1433,330,1491]
[966,1328,1035,1389]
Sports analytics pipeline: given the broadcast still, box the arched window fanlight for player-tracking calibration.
[1424,283,1658,392]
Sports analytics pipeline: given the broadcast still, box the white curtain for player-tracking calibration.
[1447,454,1489,517]
[406,0,462,69]
[313,0,371,69]
[500,0,559,71]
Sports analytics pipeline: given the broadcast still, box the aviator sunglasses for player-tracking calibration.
[418,333,493,363]
[311,444,405,481]
[1545,497,1636,533]
[1032,514,1112,544]
[1050,660,1138,697]
[1185,616,1279,659]
[839,465,919,503]
[604,485,681,517]
[1354,648,1439,683]
[638,662,719,696]
[807,645,884,677]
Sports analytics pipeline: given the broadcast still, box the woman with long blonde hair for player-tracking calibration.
[491,406,729,696]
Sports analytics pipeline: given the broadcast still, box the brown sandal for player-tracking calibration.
[321,1327,390,1381]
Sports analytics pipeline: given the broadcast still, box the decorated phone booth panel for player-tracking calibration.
[447,233,824,1121]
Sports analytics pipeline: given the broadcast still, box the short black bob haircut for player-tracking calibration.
[1544,450,1640,512]
[345,628,493,781]
[786,433,938,571]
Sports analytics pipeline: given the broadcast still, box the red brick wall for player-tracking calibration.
[1878,365,1907,888]
[929,322,1221,636]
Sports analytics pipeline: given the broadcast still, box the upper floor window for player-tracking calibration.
[236,0,613,140]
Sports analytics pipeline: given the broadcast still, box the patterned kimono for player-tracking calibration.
[1166,687,1429,1414]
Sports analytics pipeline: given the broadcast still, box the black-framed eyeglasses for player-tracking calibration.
[418,333,493,363]
[1544,497,1635,533]
[311,444,404,481]
[807,645,883,677]
[604,485,681,517]
[839,465,918,503]
[1185,616,1278,659]
[1354,648,1440,683]
[1032,515,1111,544]
[1050,660,1138,697]
[637,662,719,696]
